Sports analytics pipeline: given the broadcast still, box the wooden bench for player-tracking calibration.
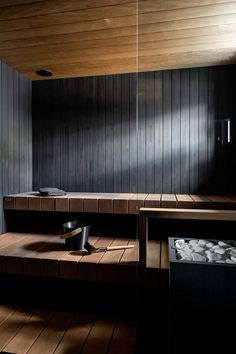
[0,232,168,287]
[4,193,236,288]
[4,192,236,213]
[0,304,136,354]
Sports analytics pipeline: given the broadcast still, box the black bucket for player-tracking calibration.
[62,221,90,250]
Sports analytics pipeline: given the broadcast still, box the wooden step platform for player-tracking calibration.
[0,304,136,354]
[0,233,168,286]
[4,192,236,214]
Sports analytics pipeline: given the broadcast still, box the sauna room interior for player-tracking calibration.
[1,1,236,353]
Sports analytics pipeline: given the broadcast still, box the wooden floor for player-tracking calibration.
[0,233,168,286]
[0,304,136,354]
[4,192,236,214]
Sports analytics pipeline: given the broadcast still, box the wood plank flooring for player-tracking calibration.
[0,305,136,354]
[4,192,236,213]
[0,233,168,285]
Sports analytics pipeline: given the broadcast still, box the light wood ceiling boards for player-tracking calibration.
[0,0,236,80]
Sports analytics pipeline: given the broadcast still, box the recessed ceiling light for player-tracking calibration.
[36,69,53,77]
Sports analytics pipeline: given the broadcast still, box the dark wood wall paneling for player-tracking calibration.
[32,65,236,194]
[33,74,138,193]
[0,60,32,233]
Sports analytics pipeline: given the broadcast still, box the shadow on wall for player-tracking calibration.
[32,66,236,194]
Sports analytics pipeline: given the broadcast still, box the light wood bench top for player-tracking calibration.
[0,233,168,286]
[4,192,236,214]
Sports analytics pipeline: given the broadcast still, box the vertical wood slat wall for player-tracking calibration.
[0,60,32,233]
[33,65,236,195]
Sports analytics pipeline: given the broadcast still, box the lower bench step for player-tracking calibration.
[0,233,168,286]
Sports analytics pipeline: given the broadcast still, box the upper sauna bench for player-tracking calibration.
[4,192,236,214]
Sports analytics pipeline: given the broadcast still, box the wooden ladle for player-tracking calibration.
[84,241,134,254]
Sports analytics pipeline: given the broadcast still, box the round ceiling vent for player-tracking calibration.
[35,69,53,77]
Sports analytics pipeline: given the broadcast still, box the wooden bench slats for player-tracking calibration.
[0,305,136,354]
[0,305,16,327]
[15,196,29,210]
[113,193,147,214]
[161,194,177,208]
[28,195,42,210]
[3,309,53,354]
[5,193,236,213]
[0,233,52,275]
[0,232,27,246]
[159,240,169,288]
[206,195,236,209]
[144,194,161,208]
[98,198,113,214]
[113,194,131,214]
[190,194,211,209]
[54,314,93,354]
[0,308,34,351]
[6,193,32,210]
[118,239,139,285]
[97,239,129,283]
[98,193,120,214]
[6,234,52,276]
[59,252,81,280]
[223,196,236,208]
[80,319,115,354]
[144,240,161,286]
[59,236,99,280]
[0,233,34,273]
[23,234,58,277]
[27,311,74,354]
[128,194,148,215]
[3,196,15,209]
[160,241,169,270]
[78,237,113,282]
[224,195,236,202]
[119,239,139,265]
[69,193,84,212]
[83,194,99,213]
[97,239,129,265]
[0,233,168,285]
[176,194,194,208]
[147,240,161,269]
[207,195,229,202]
[2,234,52,257]
[41,197,55,211]
[40,238,69,278]
[5,234,53,275]
[55,196,70,212]
[107,320,136,354]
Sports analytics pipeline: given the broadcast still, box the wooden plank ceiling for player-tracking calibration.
[0,0,236,80]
